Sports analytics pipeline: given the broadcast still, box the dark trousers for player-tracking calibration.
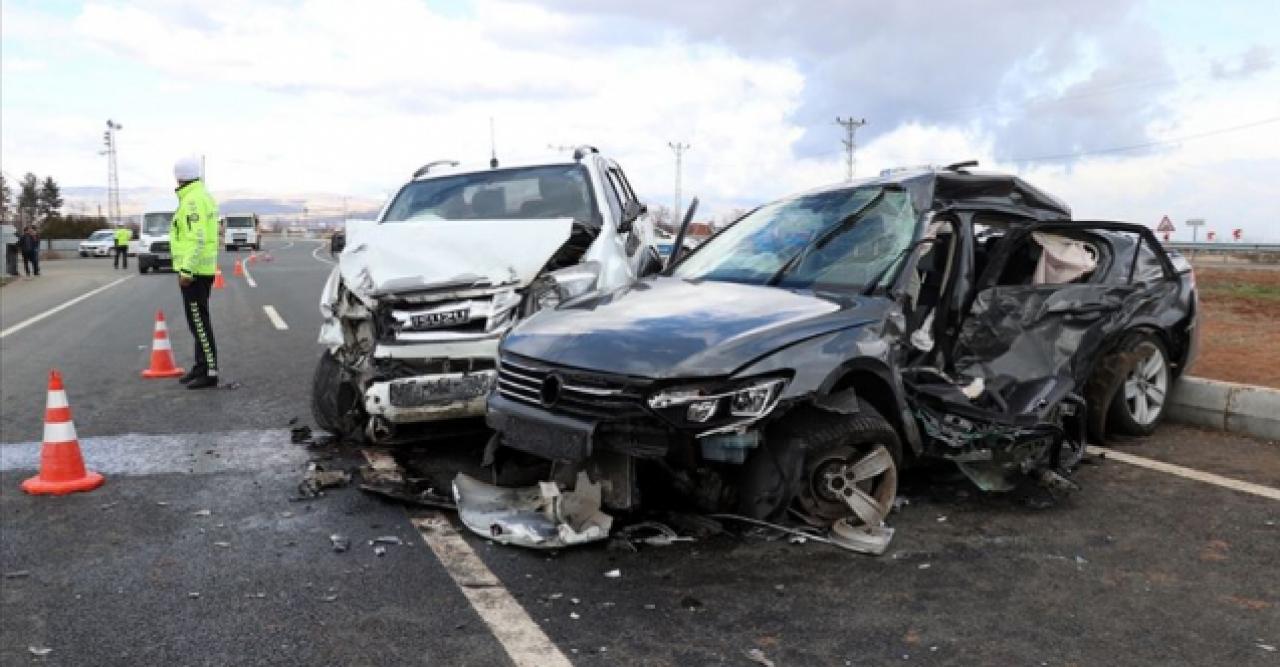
[180,275,218,377]
[113,245,128,268]
[22,251,39,276]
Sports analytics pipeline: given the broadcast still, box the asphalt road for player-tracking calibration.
[2,243,1278,666]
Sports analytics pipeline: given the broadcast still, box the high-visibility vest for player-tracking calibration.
[170,180,220,277]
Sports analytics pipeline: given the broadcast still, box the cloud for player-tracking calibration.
[1211,45,1275,80]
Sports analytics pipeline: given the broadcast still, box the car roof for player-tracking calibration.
[409,157,584,182]
[790,167,1071,221]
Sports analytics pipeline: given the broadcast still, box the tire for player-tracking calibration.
[252,243,261,251]
[1107,334,1171,437]
[79,251,88,257]
[311,349,365,439]
[737,400,902,522]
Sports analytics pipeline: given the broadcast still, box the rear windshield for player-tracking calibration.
[382,165,601,226]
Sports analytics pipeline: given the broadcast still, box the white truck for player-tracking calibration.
[223,213,260,251]
[311,147,662,443]
[137,201,176,274]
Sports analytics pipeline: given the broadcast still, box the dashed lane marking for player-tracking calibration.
[262,305,289,330]
[360,450,572,667]
[1,275,133,339]
[1088,445,1280,502]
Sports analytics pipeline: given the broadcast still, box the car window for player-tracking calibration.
[674,187,917,291]
[142,213,172,235]
[90,231,114,241]
[1131,238,1166,283]
[600,168,625,223]
[383,165,601,226]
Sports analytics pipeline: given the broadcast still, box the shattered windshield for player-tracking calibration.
[382,165,601,226]
[143,212,172,235]
[673,187,917,291]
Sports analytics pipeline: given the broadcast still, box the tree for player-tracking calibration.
[17,173,40,226]
[37,176,64,223]
[0,173,11,222]
[646,204,674,234]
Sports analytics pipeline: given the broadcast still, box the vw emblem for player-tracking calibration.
[540,374,563,408]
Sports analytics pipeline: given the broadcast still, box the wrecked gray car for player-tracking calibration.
[470,163,1198,551]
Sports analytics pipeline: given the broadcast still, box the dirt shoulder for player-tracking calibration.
[1191,265,1280,389]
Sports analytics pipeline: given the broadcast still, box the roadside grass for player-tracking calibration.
[1199,281,1280,302]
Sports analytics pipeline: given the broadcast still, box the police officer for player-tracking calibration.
[112,225,132,269]
[171,155,221,390]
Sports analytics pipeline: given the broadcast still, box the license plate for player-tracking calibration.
[388,372,495,408]
[499,410,594,462]
[412,308,470,329]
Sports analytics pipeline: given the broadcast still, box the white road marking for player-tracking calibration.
[311,243,335,265]
[0,276,133,339]
[359,449,571,667]
[241,260,257,287]
[262,305,289,330]
[411,513,574,667]
[1089,445,1280,502]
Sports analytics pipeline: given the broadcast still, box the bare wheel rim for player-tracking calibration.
[803,444,898,525]
[1123,344,1168,426]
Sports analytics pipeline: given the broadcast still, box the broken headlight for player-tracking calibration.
[647,377,788,432]
[527,262,601,314]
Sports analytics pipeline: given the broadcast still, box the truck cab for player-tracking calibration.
[137,202,176,274]
[223,213,260,251]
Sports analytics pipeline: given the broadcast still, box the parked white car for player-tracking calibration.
[312,147,661,443]
[79,230,115,257]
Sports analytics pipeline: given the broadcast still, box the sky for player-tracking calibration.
[2,0,1278,238]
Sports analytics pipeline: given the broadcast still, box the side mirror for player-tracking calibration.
[619,200,646,234]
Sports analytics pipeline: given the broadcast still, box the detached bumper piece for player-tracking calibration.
[453,471,612,549]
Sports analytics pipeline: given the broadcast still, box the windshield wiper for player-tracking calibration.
[767,189,888,286]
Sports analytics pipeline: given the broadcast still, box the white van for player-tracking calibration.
[137,200,176,274]
[223,213,260,251]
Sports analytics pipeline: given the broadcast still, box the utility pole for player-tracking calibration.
[489,117,498,168]
[668,141,691,218]
[835,117,867,181]
[101,119,123,225]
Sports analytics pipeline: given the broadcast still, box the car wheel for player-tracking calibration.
[311,349,365,440]
[1107,334,1171,437]
[80,251,88,257]
[738,400,901,523]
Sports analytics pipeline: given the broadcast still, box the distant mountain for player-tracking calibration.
[60,186,383,224]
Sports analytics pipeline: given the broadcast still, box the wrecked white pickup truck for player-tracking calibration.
[313,148,661,443]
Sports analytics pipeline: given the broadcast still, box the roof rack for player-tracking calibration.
[413,160,460,179]
[573,145,599,161]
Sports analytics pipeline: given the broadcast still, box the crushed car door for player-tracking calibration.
[947,221,1178,414]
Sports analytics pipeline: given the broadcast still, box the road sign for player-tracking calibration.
[1207,230,1217,241]
[1185,218,1206,242]
[1233,228,1243,241]
[1156,215,1176,233]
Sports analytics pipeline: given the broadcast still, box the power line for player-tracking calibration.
[668,142,691,218]
[835,117,867,180]
[1008,115,1280,163]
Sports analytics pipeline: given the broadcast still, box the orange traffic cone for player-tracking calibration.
[141,309,185,379]
[247,253,258,265]
[233,259,244,277]
[21,371,105,495]
[213,268,226,289]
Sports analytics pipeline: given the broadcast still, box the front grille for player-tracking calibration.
[497,353,650,420]
[149,241,170,252]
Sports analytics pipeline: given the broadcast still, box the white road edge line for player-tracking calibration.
[358,449,571,667]
[410,513,574,667]
[1,275,134,339]
[1088,445,1280,502]
[262,305,289,330]
[241,259,258,288]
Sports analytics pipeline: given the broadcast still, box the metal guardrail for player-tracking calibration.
[1166,242,1280,253]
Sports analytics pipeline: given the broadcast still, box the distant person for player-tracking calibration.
[113,225,132,269]
[170,155,221,390]
[18,225,41,277]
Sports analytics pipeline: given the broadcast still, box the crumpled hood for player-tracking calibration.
[340,218,572,297]
[502,277,875,378]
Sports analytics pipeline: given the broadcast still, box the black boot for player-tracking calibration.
[187,375,219,390]
[178,367,204,384]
